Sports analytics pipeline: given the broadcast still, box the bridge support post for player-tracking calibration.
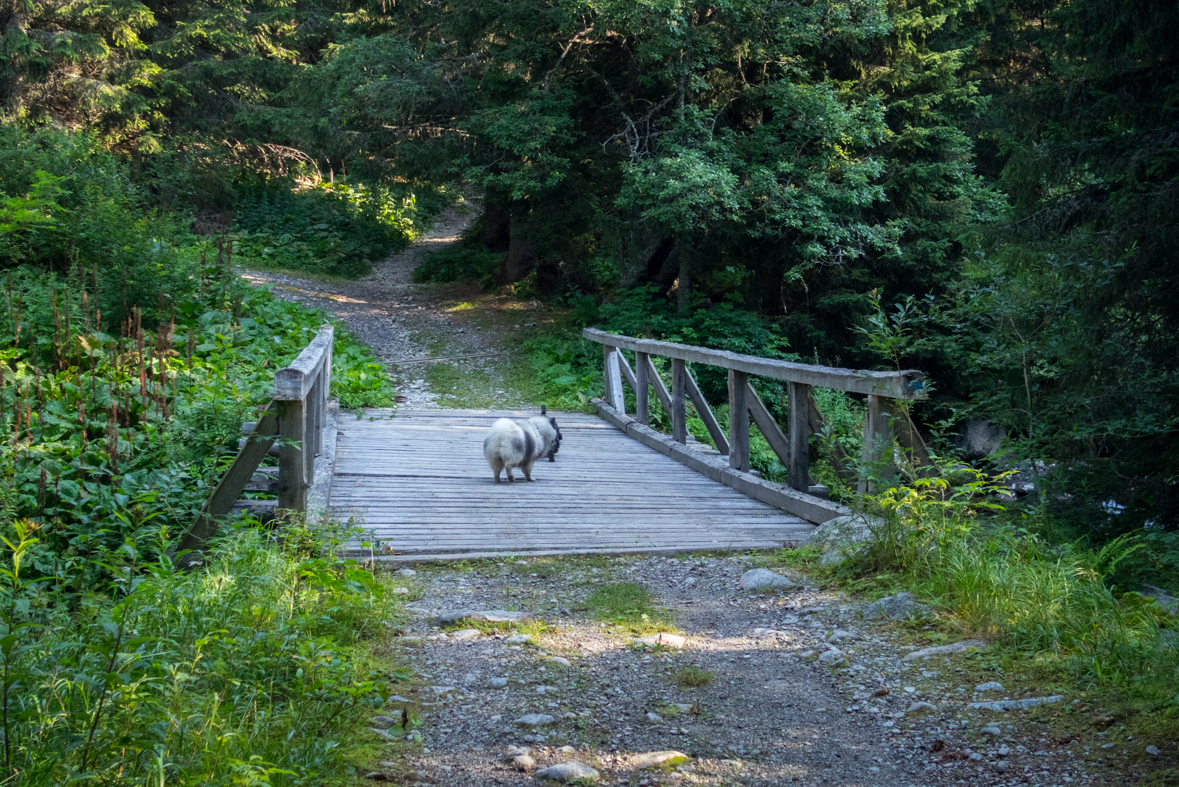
[788,382,810,492]
[635,351,650,425]
[728,370,750,472]
[858,394,894,494]
[671,358,687,443]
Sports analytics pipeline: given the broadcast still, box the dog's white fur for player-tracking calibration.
[483,410,560,483]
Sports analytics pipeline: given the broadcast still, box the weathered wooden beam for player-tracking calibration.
[728,370,750,472]
[274,326,335,401]
[671,358,687,444]
[893,409,936,478]
[643,354,674,415]
[278,398,308,511]
[745,381,791,471]
[788,382,811,493]
[635,351,650,426]
[174,404,279,566]
[603,345,625,414]
[684,366,729,455]
[858,394,894,494]
[584,327,924,399]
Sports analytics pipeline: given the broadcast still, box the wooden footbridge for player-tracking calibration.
[175,327,926,564]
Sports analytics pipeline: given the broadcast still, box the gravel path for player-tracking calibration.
[240,207,1142,786]
[372,556,1122,787]
[241,200,530,410]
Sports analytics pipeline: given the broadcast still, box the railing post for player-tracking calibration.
[635,351,650,426]
[604,344,625,414]
[671,358,687,443]
[728,369,750,472]
[787,381,810,492]
[277,397,307,511]
[858,394,894,494]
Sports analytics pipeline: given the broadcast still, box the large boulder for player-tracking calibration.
[804,513,881,567]
[862,592,930,621]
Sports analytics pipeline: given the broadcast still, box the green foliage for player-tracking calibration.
[412,242,501,286]
[0,519,396,784]
[674,665,714,688]
[233,179,416,277]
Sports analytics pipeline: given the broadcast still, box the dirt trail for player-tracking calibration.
[241,211,1124,787]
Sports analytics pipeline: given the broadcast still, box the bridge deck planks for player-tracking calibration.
[332,409,812,560]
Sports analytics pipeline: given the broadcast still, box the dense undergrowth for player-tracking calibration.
[0,125,401,784]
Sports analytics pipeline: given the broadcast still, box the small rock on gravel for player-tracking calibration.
[450,628,481,641]
[903,639,987,661]
[1146,745,1161,756]
[738,568,796,591]
[506,634,531,644]
[818,648,846,663]
[369,715,399,728]
[489,677,508,688]
[631,632,686,648]
[503,746,532,760]
[513,713,556,727]
[534,762,600,783]
[395,568,416,577]
[906,702,937,715]
[645,712,663,724]
[549,657,573,667]
[968,695,1064,711]
[981,725,1002,735]
[975,681,1004,693]
[632,751,688,769]
[862,592,930,620]
[432,609,532,625]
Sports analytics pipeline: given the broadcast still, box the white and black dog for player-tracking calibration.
[483,405,562,483]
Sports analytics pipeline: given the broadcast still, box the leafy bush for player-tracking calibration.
[233,179,417,277]
[0,249,392,577]
[0,518,397,784]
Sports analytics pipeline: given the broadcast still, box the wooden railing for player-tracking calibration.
[173,325,335,565]
[583,328,926,497]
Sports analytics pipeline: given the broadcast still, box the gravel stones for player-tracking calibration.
[432,609,532,625]
[902,638,987,661]
[862,592,930,620]
[534,762,600,782]
[968,695,1064,711]
[512,714,556,727]
[738,568,795,591]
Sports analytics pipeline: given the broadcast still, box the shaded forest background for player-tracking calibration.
[2,0,1176,558]
[0,1,1177,780]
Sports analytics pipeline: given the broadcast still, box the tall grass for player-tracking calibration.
[0,520,396,785]
[859,476,1178,703]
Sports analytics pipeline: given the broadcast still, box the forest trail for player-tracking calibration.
[241,213,1113,787]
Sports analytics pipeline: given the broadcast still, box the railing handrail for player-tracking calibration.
[583,327,932,510]
[173,324,335,566]
[582,328,924,399]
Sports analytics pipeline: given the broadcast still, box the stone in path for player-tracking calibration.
[862,592,929,620]
[632,751,688,769]
[738,568,796,591]
[432,609,532,625]
[902,639,987,661]
[512,713,555,727]
[968,695,1064,711]
[631,632,686,648]
[534,762,601,783]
